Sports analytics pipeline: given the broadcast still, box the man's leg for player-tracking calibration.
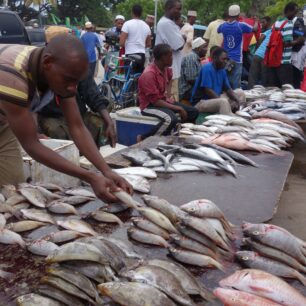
[261,62,268,87]
[277,64,293,87]
[170,78,179,102]
[292,66,303,89]
[88,62,96,79]
[173,102,199,122]
[266,67,279,87]
[83,112,104,148]
[248,55,262,89]
[0,125,25,186]
[141,106,178,139]
[195,98,233,115]
[231,62,243,89]
[38,116,70,140]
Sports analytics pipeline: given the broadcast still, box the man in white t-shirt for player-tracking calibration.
[120,5,151,73]
[181,10,197,55]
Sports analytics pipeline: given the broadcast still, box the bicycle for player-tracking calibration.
[98,54,142,110]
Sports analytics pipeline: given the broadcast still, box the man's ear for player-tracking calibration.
[42,53,55,70]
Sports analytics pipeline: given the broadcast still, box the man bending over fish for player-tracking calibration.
[0,35,132,201]
[137,44,199,141]
[191,47,246,115]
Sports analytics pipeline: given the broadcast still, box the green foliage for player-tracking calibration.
[265,0,305,19]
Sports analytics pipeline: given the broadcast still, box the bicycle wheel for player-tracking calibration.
[98,82,111,100]
[120,77,139,108]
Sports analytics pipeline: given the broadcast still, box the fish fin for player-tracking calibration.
[249,285,273,293]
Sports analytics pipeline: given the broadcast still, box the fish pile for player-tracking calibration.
[0,183,140,257]
[127,195,234,270]
[214,269,306,306]
[179,114,305,153]
[238,222,306,286]
[243,84,306,121]
[120,143,258,178]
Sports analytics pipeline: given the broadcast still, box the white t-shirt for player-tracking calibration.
[122,19,151,54]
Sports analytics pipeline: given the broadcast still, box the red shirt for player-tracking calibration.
[138,62,174,110]
[239,17,261,52]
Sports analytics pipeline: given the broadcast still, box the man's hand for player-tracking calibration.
[104,122,117,148]
[104,170,133,194]
[178,107,188,121]
[230,101,240,113]
[88,173,121,202]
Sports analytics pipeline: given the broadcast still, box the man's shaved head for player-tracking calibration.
[41,34,89,98]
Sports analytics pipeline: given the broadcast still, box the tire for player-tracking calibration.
[98,83,111,100]
[120,77,139,108]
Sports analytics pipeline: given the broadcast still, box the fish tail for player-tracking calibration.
[296,271,306,287]
[221,218,235,236]
[212,258,225,272]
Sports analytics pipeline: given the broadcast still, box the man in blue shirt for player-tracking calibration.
[248,16,272,89]
[191,47,245,114]
[217,4,258,89]
[81,21,102,78]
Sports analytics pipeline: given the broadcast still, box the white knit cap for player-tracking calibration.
[85,21,93,28]
[115,15,125,21]
[192,37,206,50]
[228,5,240,17]
[188,10,197,17]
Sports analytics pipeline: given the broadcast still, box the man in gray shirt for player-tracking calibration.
[156,0,185,101]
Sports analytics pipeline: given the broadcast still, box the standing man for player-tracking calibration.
[191,47,245,115]
[138,44,198,141]
[156,0,185,102]
[204,12,227,58]
[120,5,151,74]
[181,10,197,55]
[145,14,156,67]
[217,5,258,89]
[0,35,131,200]
[105,15,125,53]
[81,21,102,78]
[248,16,272,88]
[266,2,304,87]
[179,37,207,101]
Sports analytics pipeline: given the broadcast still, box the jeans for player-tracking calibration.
[227,61,242,89]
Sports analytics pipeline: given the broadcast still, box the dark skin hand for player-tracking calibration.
[99,109,117,148]
[226,89,240,112]
[154,99,188,121]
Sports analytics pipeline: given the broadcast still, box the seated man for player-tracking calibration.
[138,43,198,141]
[38,77,116,148]
[191,47,245,115]
[179,38,207,101]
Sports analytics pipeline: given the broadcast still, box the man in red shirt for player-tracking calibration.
[138,44,198,141]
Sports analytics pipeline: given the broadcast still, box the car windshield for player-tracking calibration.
[0,14,23,36]
[28,30,45,43]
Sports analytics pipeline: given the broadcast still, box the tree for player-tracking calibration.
[265,0,305,19]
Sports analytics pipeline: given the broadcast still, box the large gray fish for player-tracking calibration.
[120,174,151,193]
[57,219,98,236]
[31,185,62,201]
[169,248,224,270]
[44,230,86,244]
[147,148,171,171]
[16,293,62,306]
[27,239,59,256]
[47,202,78,215]
[98,282,177,306]
[147,259,214,300]
[114,167,157,179]
[128,227,169,248]
[47,266,97,299]
[21,209,55,224]
[37,285,84,306]
[91,210,123,225]
[6,220,46,233]
[123,265,196,306]
[142,195,187,223]
[46,241,108,264]
[132,217,170,239]
[243,238,306,274]
[0,228,26,248]
[137,207,178,234]
[121,149,151,165]
[236,251,306,286]
[113,190,143,208]
[19,187,47,208]
[41,275,96,304]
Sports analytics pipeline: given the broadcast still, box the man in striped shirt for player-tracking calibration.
[266,2,305,87]
[0,34,131,200]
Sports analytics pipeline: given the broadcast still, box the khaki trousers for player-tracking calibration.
[170,78,179,102]
[0,124,25,186]
[195,89,246,115]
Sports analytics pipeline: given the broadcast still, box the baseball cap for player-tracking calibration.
[228,5,240,17]
[85,21,93,29]
[115,15,125,21]
[188,10,197,17]
[192,37,206,50]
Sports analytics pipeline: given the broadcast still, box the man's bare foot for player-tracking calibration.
[136,135,142,143]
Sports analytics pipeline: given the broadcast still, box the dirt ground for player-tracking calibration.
[272,140,306,240]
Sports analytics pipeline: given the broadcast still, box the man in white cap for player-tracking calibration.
[217,4,258,89]
[179,37,207,101]
[181,10,197,55]
[81,21,102,78]
[105,15,125,52]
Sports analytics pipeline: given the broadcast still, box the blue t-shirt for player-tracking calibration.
[81,32,101,63]
[255,29,272,59]
[218,21,253,63]
[191,62,231,104]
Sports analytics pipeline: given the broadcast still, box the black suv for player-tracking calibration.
[0,9,31,44]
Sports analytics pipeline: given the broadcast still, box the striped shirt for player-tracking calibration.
[0,44,42,107]
[274,18,293,64]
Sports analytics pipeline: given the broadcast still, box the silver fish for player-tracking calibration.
[44,230,86,243]
[0,214,6,230]
[53,196,92,205]
[47,202,78,214]
[16,293,62,306]
[27,239,59,256]
[0,192,5,202]
[121,149,151,165]
[91,210,123,225]
[127,227,169,248]
[19,187,47,208]
[121,174,151,193]
[169,248,224,271]
[114,167,157,178]
[65,188,96,198]
[35,183,64,192]
[113,190,143,208]
[21,209,55,224]
[98,282,177,306]
[57,219,98,236]
[6,220,46,233]
[0,229,25,248]
[132,217,170,239]
[31,186,62,201]
[5,194,26,206]
[101,202,129,213]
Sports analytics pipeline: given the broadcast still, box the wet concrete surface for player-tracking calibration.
[272,141,306,240]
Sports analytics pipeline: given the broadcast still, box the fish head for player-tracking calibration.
[169,234,181,242]
[219,269,253,289]
[235,251,257,264]
[240,237,252,246]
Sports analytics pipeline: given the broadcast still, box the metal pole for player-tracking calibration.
[154,0,158,34]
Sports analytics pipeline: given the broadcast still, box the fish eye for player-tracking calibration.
[253,231,260,235]
[242,256,249,260]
